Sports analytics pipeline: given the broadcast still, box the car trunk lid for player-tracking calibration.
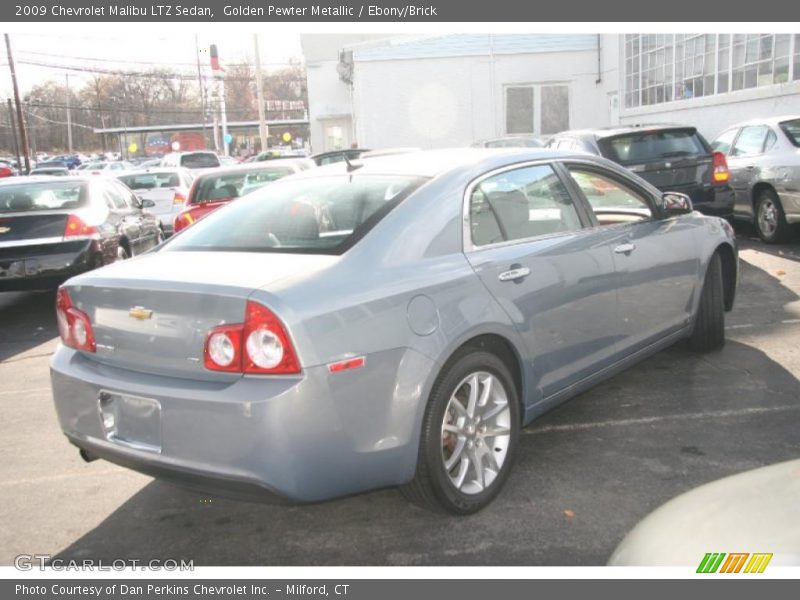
[0,212,69,243]
[63,250,336,381]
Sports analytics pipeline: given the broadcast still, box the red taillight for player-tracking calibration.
[203,301,300,374]
[173,191,187,205]
[712,151,730,183]
[63,214,98,239]
[173,211,195,233]
[55,288,96,352]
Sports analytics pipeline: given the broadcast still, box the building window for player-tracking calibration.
[624,34,797,109]
[505,84,569,135]
[506,86,534,134]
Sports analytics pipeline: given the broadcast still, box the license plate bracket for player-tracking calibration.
[98,391,162,453]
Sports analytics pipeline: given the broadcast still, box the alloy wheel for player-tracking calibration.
[441,371,511,495]
[758,197,778,238]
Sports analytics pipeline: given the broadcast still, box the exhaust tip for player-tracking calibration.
[79,448,98,463]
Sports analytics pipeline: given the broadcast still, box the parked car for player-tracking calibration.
[172,159,313,233]
[0,175,161,291]
[49,149,738,513]
[311,148,370,166]
[472,136,544,148]
[160,151,220,170]
[30,166,71,177]
[609,459,800,567]
[546,125,735,218]
[116,168,194,237]
[710,116,800,243]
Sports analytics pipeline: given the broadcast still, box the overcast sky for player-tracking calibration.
[2,30,303,97]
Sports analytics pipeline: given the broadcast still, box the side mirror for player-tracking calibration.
[141,199,156,208]
[662,192,693,216]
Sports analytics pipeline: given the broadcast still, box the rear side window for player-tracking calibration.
[191,167,295,204]
[732,126,769,156]
[180,153,220,169]
[779,119,800,147]
[0,181,87,213]
[469,164,583,246]
[166,175,425,255]
[598,129,708,164]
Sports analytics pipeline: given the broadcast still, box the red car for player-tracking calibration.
[173,159,313,233]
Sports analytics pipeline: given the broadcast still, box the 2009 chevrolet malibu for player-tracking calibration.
[50,149,738,514]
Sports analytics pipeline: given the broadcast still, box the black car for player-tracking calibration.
[0,176,161,291]
[546,125,734,217]
[310,148,370,166]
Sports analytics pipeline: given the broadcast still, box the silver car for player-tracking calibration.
[116,168,194,237]
[711,116,800,243]
[50,149,738,514]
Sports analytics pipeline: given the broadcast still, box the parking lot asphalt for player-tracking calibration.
[1,231,799,566]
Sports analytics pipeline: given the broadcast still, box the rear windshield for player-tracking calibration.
[780,119,800,147]
[167,175,425,255]
[191,167,295,204]
[484,138,543,148]
[0,181,87,213]
[598,129,708,164]
[180,153,220,169]
[119,172,182,191]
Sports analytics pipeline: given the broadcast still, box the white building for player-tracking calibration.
[301,33,800,152]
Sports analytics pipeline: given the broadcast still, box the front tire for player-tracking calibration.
[401,349,520,514]
[688,252,725,352]
[755,189,790,244]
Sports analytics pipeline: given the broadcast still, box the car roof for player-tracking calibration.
[295,148,609,179]
[555,123,698,140]
[118,167,187,176]
[193,158,309,178]
[0,174,94,186]
[715,114,800,132]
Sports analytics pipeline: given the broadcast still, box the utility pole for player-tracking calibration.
[7,99,22,171]
[4,34,31,173]
[65,73,73,154]
[253,34,269,153]
[210,44,229,156]
[195,35,207,145]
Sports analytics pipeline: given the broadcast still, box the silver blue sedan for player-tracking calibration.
[50,149,738,514]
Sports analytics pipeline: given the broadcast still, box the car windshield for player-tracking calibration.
[191,167,295,204]
[180,153,220,169]
[779,119,800,147]
[167,175,425,255]
[598,129,708,164]
[0,181,87,213]
[119,171,182,191]
[84,162,107,170]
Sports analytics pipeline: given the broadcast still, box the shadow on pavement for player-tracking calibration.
[0,291,58,363]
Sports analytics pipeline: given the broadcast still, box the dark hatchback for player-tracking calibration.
[0,176,161,291]
[547,125,735,217]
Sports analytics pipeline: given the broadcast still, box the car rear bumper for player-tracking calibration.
[0,239,96,291]
[50,345,434,503]
[689,186,735,218]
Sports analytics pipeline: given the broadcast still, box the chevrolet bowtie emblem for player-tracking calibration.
[129,306,153,320]
[0,227,10,234]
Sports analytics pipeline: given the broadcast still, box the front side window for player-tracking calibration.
[711,128,739,155]
[166,175,425,255]
[469,164,583,247]
[732,126,769,156]
[567,168,653,225]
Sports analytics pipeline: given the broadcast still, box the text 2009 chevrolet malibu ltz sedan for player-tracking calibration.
[50,149,738,514]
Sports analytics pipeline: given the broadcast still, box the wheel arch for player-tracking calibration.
[714,242,737,312]
[751,181,777,210]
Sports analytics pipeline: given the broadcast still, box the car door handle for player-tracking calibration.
[745,165,756,170]
[614,243,636,255]
[498,267,530,282]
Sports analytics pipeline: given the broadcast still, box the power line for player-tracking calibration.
[16,49,301,69]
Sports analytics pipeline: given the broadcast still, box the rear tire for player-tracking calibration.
[755,189,790,244]
[116,244,130,261]
[401,349,520,514]
[688,252,725,352]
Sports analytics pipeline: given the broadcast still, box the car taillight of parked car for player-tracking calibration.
[63,214,98,240]
[56,288,96,353]
[173,211,195,233]
[204,301,300,375]
[173,191,187,205]
[712,152,730,184]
